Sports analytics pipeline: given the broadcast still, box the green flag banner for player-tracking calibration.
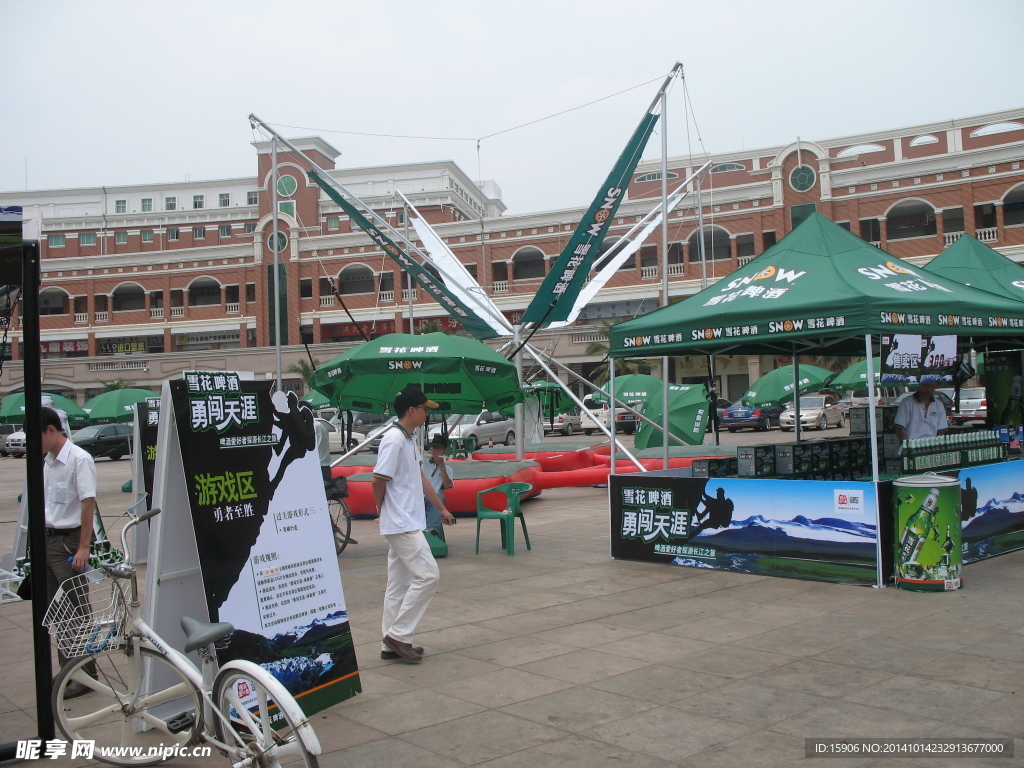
[308,171,500,340]
[522,111,660,324]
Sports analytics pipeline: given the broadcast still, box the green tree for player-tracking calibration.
[585,320,653,385]
[287,358,321,387]
[414,319,445,335]
[100,377,135,392]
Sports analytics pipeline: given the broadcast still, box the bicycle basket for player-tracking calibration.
[327,475,348,498]
[43,572,128,657]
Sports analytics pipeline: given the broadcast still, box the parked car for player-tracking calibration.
[543,409,582,436]
[893,390,955,421]
[706,398,732,431]
[720,402,783,432]
[427,409,516,449]
[5,429,26,457]
[841,387,907,409]
[779,395,845,431]
[315,418,367,453]
[70,423,133,460]
[938,387,988,425]
[0,424,20,456]
[580,395,637,436]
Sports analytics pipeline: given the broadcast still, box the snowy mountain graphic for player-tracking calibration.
[690,513,877,563]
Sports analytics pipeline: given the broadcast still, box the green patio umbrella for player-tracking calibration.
[523,380,573,418]
[300,389,332,409]
[591,374,663,406]
[0,393,90,427]
[742,364,835,408]
[829,358,881,394]
[633,383,710,448]
[309,332,523,415]
[82,388,155,424]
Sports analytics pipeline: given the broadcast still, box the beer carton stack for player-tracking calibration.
[691,457,739,478]
[849,406,901,474]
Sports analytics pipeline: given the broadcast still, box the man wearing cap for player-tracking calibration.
[372,386,455,662]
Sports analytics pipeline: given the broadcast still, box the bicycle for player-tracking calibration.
[44,506,321,767]
[324,475,356,555]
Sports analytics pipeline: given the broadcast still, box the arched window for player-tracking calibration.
[112,282,146,312]
[1004,184,1024,227]
[886,200,937,240]
[188,277,222,307]
[635,171,679,183]
[909,134,939,147]
[688,226,731,261]
[709,163,745,174]
[836,143,886,158]
[596,238,635,271]
[512,247,545,280]
[39,287,69,316]
[338,264,374,295]
[970,122,1024,138]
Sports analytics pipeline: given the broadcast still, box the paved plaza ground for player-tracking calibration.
[1,447,1022,767]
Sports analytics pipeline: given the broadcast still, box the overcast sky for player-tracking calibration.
[3,0,1022,215]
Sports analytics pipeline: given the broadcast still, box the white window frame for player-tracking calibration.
[141,198,153,212]
[219,193,230,207]
[165,196,176,211]
[219,224,231,238]
[247,191,258,205]
[167,227,179,241]
[115,200,127,213]
[193,195,205,210]
[48,234,65,247]
[80,232,97,246]
[193,226,206,239]
[115,231,128,245]
[141,229,154,243]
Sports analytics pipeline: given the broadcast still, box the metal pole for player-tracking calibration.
[793,348,802,441]
[865,336,880,483]
[695,175,717,446]
[609,357,617,475]
[660,88,670,468]
[405,209,415,333]
[513,325,525,460]
[271,138,282,390]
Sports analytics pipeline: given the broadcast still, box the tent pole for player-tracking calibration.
[660,87,670,469]
[865,336,880,484]
[513,325,525,460]
[271,138,283,390]
[708,355,719,446]
[609,358,617,475]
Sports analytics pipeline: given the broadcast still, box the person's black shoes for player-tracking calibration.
[383,635,422,662]
[381,644,424,660]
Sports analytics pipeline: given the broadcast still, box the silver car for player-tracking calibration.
[938,387,987,425]
[428,410,516,448]
[779,395,845,431]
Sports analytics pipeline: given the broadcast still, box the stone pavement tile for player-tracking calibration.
[598,586,691,610]
[768,584,876,612]
[531,619,648,649]
[751,658,894,698]
[769,699,946,739]
[0,708,36,745]
[960,692,1024,738]
[432,667,573,708]
[716,578,818,603]
[1,679,46,711]
[588,664,732,705]
[844,675,1005,720]
[716,602,830,628]
[458,635,577,667]
[471,733,677,768]
[580,706,755,762]
[812,639,948,674]
[309,710,389,754]
[671,679,829,727]
[935,603,1024,634]
[731,626,852,657]
[372,651,503,688]
[490,591,580,611]
[663,644,794,679]
[0,691,19,715]
[413,600,526,632]
[958,633,1024,663]
[400,710,565,765]
[919,724,1024,768]
[871,619,997,652]
[593,631,715,663]
[675,729,810,768]
[785,611,904,640]
[412,623,515,653]
[317,736,462,768]
[907,652,1024,694]
[344,668,421,703]
[517,649,649,684]
[660,616,775,645]
[339,689,485,735]
[500,685,656,732]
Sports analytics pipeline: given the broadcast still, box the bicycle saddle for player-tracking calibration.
[180,616,235,653]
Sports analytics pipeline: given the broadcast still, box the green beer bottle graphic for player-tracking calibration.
[898,488,940,567]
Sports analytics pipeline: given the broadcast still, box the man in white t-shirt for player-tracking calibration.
[372,386,454,662]
[894,381,949,441]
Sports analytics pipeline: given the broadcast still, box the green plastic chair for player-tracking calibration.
[475,482,533,556]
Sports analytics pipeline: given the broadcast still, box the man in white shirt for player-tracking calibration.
[894,381,949,441]
[41,406,98,697]
[372,387,454,662]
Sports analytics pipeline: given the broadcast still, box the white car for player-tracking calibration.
[779,395,845,431]
[314,418,366,453]
[938,387,988,425]
[579,396,637,436]
[5,429,26,457]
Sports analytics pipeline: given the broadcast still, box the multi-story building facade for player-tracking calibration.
[2,108,1023,403]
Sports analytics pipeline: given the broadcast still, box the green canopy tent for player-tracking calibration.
[82,388,155,424]
[922,234,1024,303]
[742,364,835,408]
[309,332,523,415]
[0,393,90,427]
[609,213,1024,359]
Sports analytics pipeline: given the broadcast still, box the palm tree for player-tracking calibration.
[100,377,135,392]
[414,319,445,335]
[287,358,321,387]
[585,320,653,385]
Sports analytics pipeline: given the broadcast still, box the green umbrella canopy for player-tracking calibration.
[923,234,1024,303]
[300,389,332,409]
[609,213,1024,358]
[830,358,881,393]
[591,374,664,406]
[82,388,155,424]
[742,364,835,408]
[524,380,574,418]
[309,332,523,415]
[633,383,710,448]
[0,393,90,426]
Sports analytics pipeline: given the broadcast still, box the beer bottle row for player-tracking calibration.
[901,430,1006,474]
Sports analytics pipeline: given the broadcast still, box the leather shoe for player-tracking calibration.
[381,645,423,660]
[383,635,422,662]
[63,680,92,699]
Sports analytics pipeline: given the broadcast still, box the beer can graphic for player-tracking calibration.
[893,474,962,591]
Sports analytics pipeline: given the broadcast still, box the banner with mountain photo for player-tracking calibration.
[170,371,360,714]
[610,472,882,585]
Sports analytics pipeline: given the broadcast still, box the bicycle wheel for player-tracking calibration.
[213,661,319,768]
[52,647,202,767]
[328,496,352,555]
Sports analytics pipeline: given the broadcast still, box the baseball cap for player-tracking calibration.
[394,386,439,412]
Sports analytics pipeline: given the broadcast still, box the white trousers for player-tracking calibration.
[381,530,439,649]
